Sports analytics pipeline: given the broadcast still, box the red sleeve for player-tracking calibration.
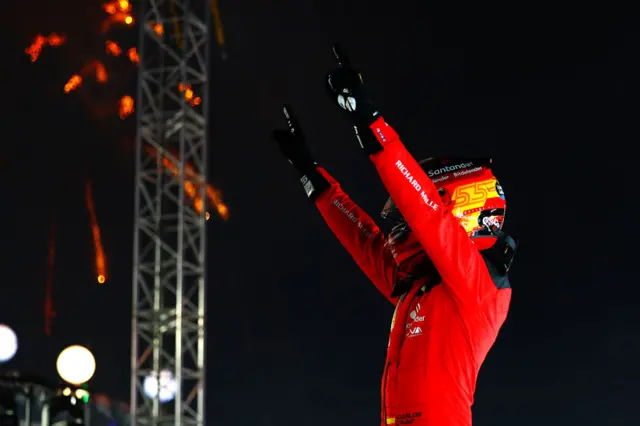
[314,167,397,303]
[367,117,496,309]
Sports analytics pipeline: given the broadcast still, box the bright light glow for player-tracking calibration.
[56,345,96,385]
[0,324,18,362]
[142,369,178,403]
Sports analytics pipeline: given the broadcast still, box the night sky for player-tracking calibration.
[2,1,639,425]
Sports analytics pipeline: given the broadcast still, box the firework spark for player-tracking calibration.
[145,146,229,220]
[101,12,134,33]
[209,0,226,51]
[149,22,164,36]
[119,95,134,119]
[106,40,122,56]
[45,219,56,336]
[25,33,65,63]
[127,47,139,64]
[63,60,108,93]
[178,83,202,106]
[85,60,108,83]
[64,75,82,93]
[85,181,107,284]
[26,0,229,301]
[169,0,183,49]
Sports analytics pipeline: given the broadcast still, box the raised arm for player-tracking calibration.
[314,167,396,302]
[271,105,397,303]
[366,118,493,307]
[324,45,498,309]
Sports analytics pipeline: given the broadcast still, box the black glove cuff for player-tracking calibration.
[355,102,380,127]
[297,165,330,201]
[287,153,316,175]
[354,124,383,155]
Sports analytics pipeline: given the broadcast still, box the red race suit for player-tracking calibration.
[313,117,511,426]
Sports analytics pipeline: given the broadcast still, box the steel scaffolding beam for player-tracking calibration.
[131,0,210,426]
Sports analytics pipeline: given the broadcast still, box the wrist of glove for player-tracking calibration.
[353,122,383,155]
[298,167,330,201]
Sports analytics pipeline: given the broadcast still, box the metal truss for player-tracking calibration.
[131,0,210,426]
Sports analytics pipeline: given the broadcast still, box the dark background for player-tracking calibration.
[1,1,639,425]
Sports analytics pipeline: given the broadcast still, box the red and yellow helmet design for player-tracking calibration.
[382,157,506,250]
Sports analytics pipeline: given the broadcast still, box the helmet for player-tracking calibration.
[381,157,507,251]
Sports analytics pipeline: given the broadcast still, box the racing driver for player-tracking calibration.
[271,45,517,426]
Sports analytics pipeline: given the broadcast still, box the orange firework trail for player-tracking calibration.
[78,59,108,83]
[101,12,134,33]
[64,60,108,93]
[101,0,134,32]
[209,0,226,53]
[25,1,229,298]
[169,0,183,49]
[105,40,122,56]
[145,146,229,220]
[25,33,65,62]
[85,181,107,284]
[27,0,226,108]
[148,22,164,36]
[119,95,134,119]
[206,185,228,219]
[45,219,57,336]
[178,83,201,106]
[103,0,132,14]
[127,47,139,64]
[64,74,82,93]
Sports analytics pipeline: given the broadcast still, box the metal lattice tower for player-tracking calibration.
[131,0,210,425]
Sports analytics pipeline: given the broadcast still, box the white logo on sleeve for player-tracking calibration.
[300,175,315,197]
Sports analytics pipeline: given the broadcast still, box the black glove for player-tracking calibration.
[272,105,330,201]
[325,43,383,154]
